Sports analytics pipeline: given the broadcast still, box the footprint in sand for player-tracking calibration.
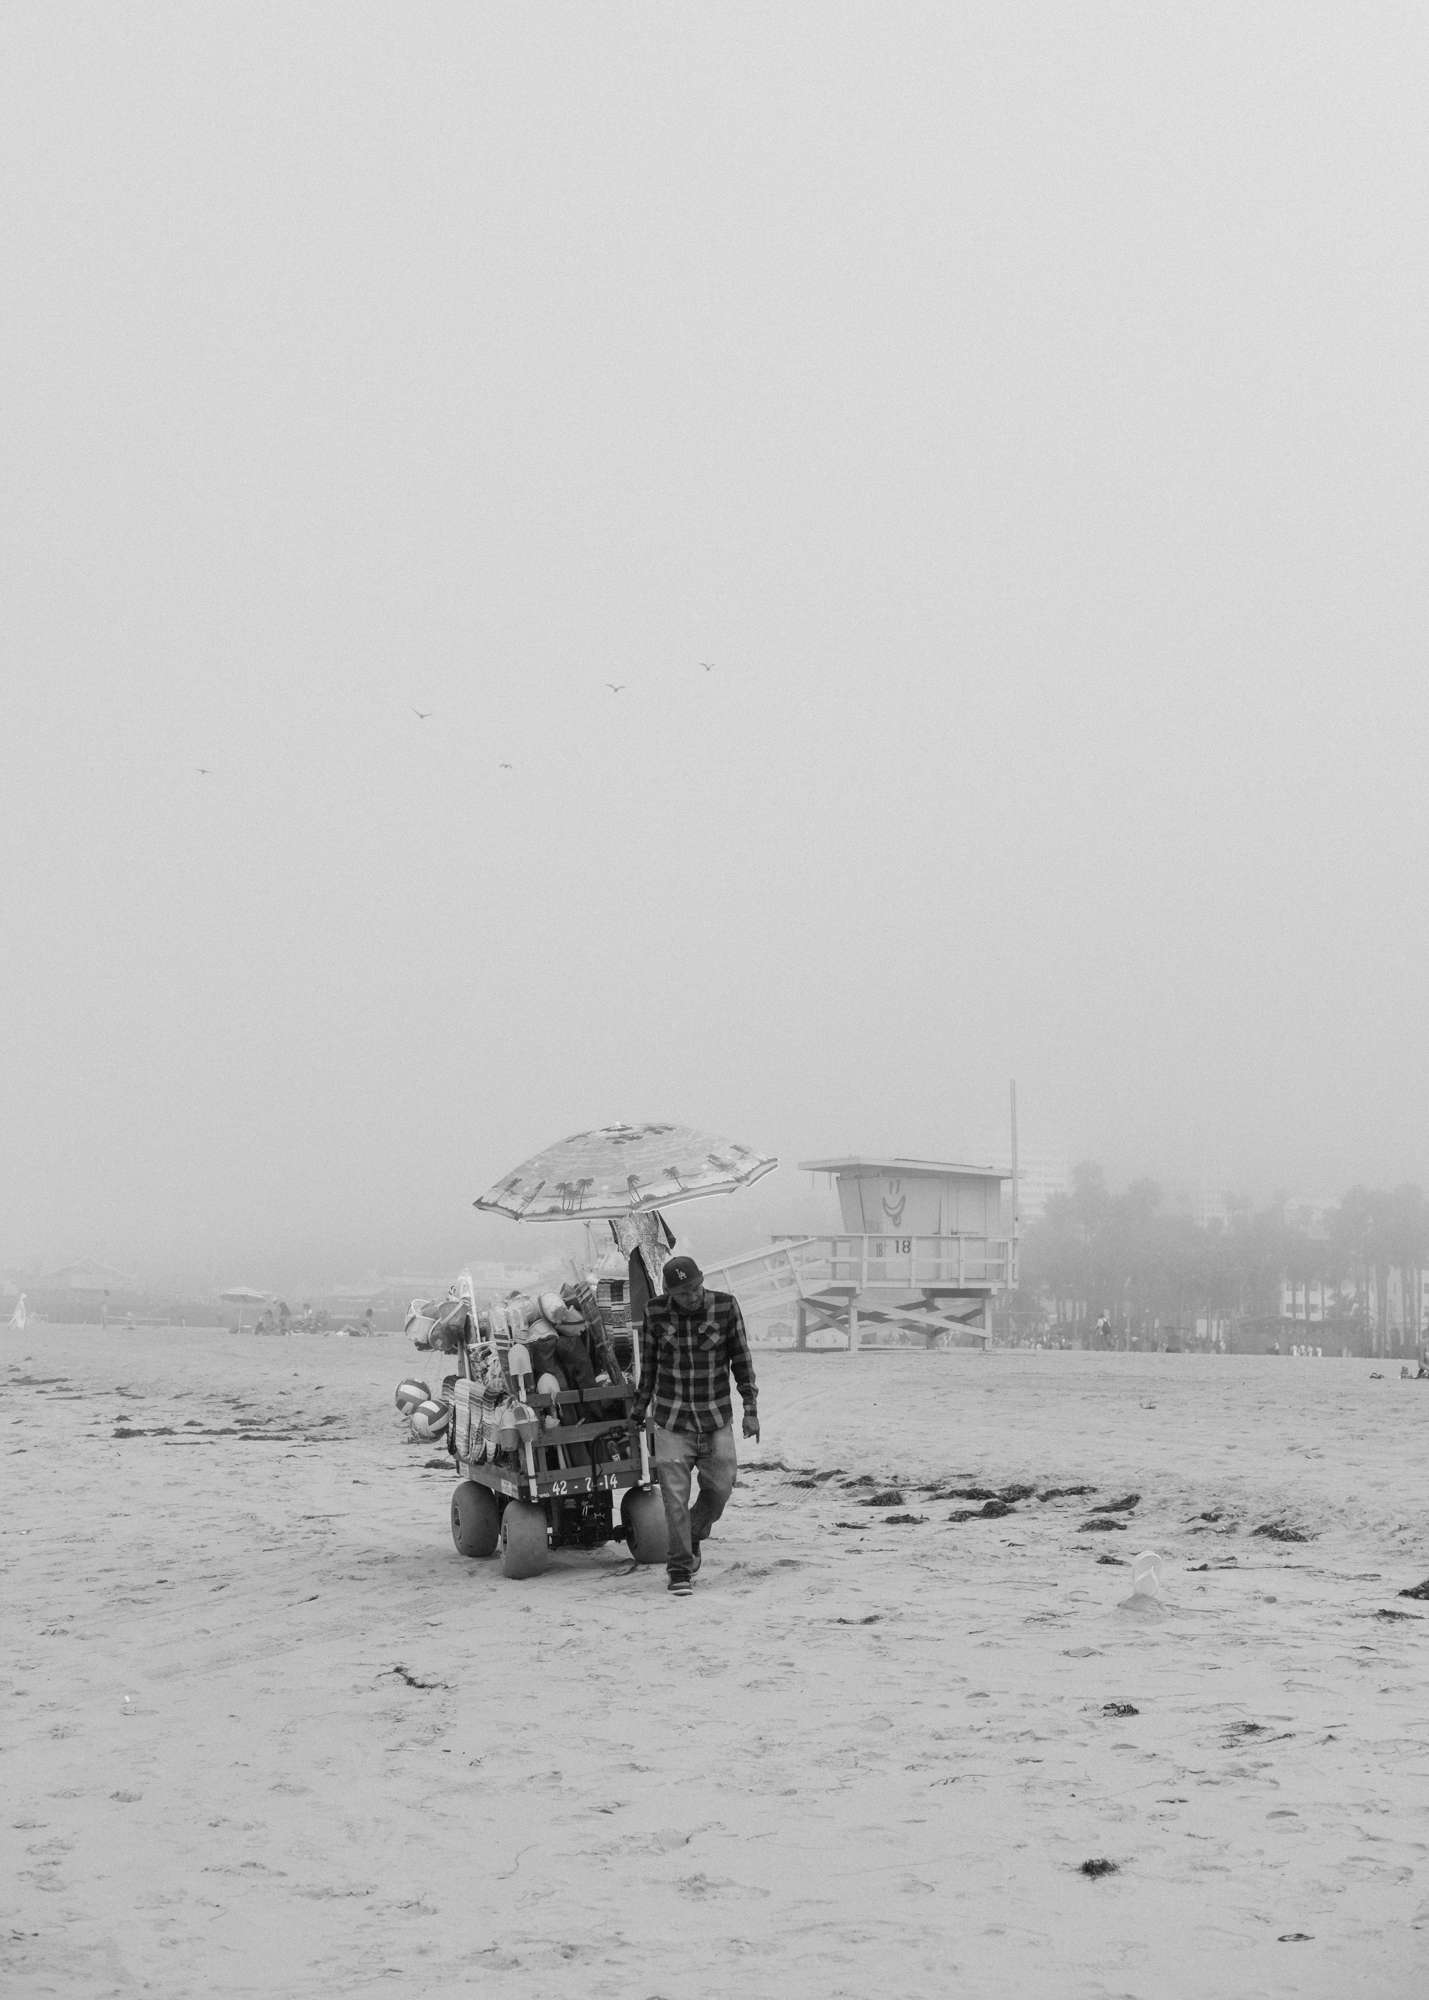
[627,1827,701,1854]
[676,1872,769,1900]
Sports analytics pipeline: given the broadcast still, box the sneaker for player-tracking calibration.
[667,1569,693,1596]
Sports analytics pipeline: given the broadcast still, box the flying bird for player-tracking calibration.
[196,767,214,776]
[412,708,433,720]
[498,762,513,770]
[699,660,716,672]
[606,683,628,694]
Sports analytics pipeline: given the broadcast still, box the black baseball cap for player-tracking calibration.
[663,1255,704,1290]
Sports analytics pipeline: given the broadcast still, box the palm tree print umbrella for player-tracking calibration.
[474,1122,777,1222]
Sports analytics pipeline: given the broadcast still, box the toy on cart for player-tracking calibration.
[412,1280,668,1578]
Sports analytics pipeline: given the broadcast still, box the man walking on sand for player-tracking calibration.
[632,1254,759,1598]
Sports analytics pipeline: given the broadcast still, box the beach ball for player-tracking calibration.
[395,1379,431,1414]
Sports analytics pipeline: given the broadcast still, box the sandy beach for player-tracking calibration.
[4,1323,1427,1999]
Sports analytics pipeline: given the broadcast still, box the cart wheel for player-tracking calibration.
[451,1480,500,1558]
[499,1501,551,1578]
[621,1487,669,1565]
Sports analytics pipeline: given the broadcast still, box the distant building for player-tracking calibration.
[1279,1276,1352,1324]
[1279,1194,1339,1239]
[38,1259,138,1294]
[1011,1151,1069,1227]
[1194,1181,1234,1230]
[1278,1265,1426,1351]
[1160,1178,1236,1230]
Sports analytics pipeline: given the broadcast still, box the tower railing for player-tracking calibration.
[699,1233,1013,1315]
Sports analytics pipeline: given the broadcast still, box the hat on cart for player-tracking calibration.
[662,1255,704,1291]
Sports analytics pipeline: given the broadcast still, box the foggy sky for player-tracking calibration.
[4,5,1428,1287]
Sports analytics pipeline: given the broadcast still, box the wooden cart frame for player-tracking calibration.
[444,1316,668,1577]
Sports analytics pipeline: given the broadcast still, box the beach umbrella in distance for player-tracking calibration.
[473,1121,778,1222]
[219,1286,269,1303]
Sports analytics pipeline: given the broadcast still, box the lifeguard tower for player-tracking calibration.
[700,1155,1016,1350]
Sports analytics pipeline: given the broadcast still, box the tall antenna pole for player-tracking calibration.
[1009,1078,1020,1290]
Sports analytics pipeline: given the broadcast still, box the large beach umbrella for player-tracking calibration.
[473,1121,777,1222]
[220,1286,269,1303]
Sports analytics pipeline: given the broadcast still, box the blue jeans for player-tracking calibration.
[652,1422,738,1575]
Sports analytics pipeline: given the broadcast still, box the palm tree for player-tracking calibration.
[1384,1184,1429,1355]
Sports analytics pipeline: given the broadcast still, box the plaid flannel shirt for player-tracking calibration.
[632,1287,758,1435]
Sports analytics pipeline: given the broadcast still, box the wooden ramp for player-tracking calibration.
[698,1237,1001,1351]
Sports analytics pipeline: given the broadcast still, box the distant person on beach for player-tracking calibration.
[1095,1312,1111,1347]
[631,1254,759,1598]
[8,1293,27,1329]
